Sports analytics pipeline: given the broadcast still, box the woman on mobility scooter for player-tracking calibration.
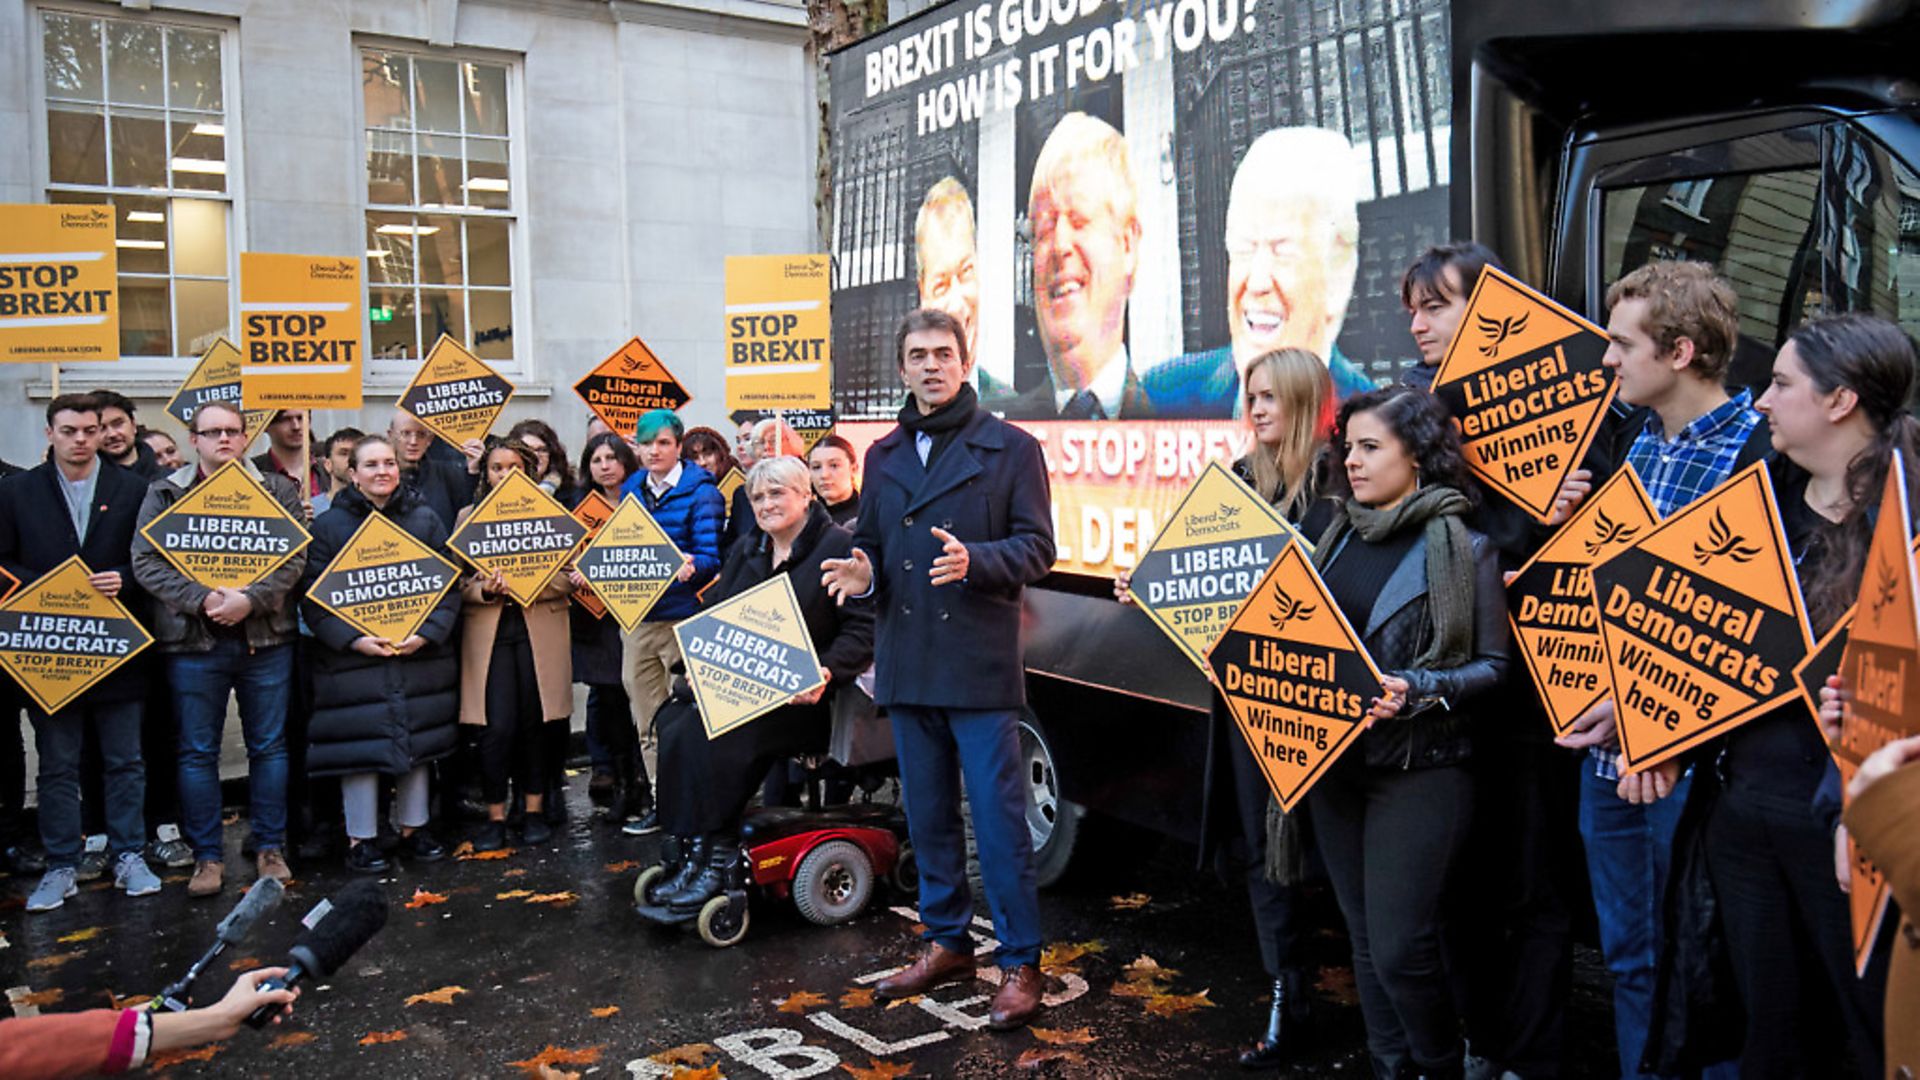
[643,456,876,918]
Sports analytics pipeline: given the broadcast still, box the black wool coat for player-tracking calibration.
[299,485,463,777]
[0,459,154,707]
[852,406,1055,709]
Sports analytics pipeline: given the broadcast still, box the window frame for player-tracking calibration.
[29,2,246,383]
[352,38,531,384]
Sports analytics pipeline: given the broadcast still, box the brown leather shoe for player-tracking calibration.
[874,943,977,1000]
[988,964,1045,1031]
[187,860,224,898]
[256,849,291,883]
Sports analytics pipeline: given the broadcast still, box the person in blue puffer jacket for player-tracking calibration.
[617,409,724,836]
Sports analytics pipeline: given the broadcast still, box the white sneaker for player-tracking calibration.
[114,852,162,897]
[25,867,78,912]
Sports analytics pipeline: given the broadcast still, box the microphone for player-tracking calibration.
[245,879,388,1029]
[157,877,285,1011]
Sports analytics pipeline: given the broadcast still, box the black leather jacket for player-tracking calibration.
[1324,524,1510,769]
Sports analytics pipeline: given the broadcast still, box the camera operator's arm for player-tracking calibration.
[0,969,297,1080]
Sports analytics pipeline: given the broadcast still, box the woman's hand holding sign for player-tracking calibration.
[1367,675,1411,725]
[791,666,833,707]
[674,553,695,584]
[350,636,392,658]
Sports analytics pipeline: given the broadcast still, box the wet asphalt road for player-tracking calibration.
[0,777,1622,1079]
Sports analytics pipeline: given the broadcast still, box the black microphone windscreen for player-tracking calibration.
[297,879,389,977]
[215,877,285,945]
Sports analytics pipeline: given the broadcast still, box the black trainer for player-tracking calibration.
[405,830,447,862]
[346,841,391,874]
[472,821,508,852]
[521,815,552,845]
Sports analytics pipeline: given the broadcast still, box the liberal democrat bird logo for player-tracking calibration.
[1583,508,1640,557]
[1477,310,1529,357]
[1869,556,1901,620]
[1692,508,1762,566]
[1268,582,1316,632]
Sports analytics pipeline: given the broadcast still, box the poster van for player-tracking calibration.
[826,0,1454,573]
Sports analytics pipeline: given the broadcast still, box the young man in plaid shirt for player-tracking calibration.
[1560,260,1770,1079]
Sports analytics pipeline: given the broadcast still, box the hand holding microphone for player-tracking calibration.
[245,879,389,1029]
[158,877,285,1011]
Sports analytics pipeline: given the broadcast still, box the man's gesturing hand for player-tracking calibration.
[929,527,968,586]
[821,547,873,604]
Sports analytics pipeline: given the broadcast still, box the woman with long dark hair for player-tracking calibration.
[456,439,574,851]
[1699,312,1906,1078]
[507,419,577,503]
[1114,347,1337,1068]
[1309,385,1508,1080]
[568,432,653,828]
[301,435,461,872]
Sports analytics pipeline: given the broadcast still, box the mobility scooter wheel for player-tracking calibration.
[889,842,919,895]
[633,864,668,905]
[792,839,874,926]
[697,892,750,947]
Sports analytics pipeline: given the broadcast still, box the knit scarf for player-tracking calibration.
[1264,483,1475,885]
[897,383,978,468]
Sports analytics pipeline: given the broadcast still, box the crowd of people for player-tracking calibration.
[1,250,1916,1078]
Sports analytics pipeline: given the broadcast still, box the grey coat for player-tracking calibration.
[130,461,306,653]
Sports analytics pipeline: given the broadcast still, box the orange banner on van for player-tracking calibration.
[1590,462,1812,774]
[1432,267,1617,522]
[1508,468,1660,737]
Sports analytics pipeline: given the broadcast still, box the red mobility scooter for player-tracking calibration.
[633,803,917,947]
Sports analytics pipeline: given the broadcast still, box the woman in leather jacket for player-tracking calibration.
[1307,386,1509,1080]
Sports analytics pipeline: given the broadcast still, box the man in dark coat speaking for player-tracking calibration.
[823,308,1056,1031]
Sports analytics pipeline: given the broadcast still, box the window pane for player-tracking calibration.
[111,109,168,188]
[175,278,229,356]
[413,58,460,134]
[466,137,510,209]
[47,103,107,185]
[363,51,411,129]
[107,22,164,107]
[172,198,227,277]
[368,286,418,360]
[419,288,467,349]
[114,195,169,274]
[366,129,414,206]
[470,289,512,361]
[467,219,510,286]
[462,63,507,136]
[120,276,172,356]
[167,28,222,111]
[415,214,463,285]
[417,134,463,208]
[367,212,417,285]
[43,13,102,101]
[169,114,227,193]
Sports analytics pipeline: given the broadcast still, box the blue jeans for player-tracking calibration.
[170,640,291,861]
[890,706,1042,968]
[29,700,145,868]
[1578,766,1734,1080]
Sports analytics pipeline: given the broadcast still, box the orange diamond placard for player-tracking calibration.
[1507,468,1660,736]
[574,337,690,437]
[1832,452,1920,972]
[1590,461,1812,774]
[1207,540,1384,812]
[1432,267,1617,522]
[569,490,616,620]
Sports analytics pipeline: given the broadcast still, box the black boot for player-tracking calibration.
[646,835,706,906]
[666,835,738,914]
[1238,970,1309,1069]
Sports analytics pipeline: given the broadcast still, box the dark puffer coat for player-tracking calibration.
[299,485,463,777]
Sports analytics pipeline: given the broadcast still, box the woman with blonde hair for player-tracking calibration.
[1116,346,1338,1069]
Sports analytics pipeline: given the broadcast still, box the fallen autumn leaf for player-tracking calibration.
[405,985,468,1006]
[358,1030,409,1045]
[841,1058,914,1079]
[406,888,449,909]
[776,990,829,1014]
